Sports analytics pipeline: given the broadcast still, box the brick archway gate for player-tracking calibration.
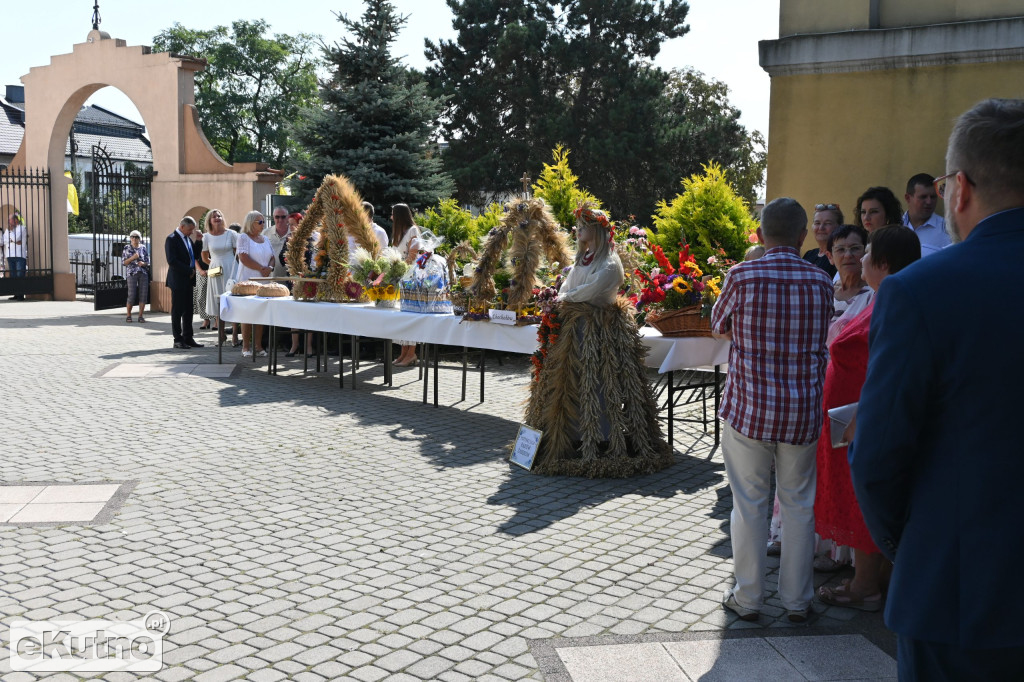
[8,28,281,309]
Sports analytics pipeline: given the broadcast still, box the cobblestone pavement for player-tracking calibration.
[0,300,890,681]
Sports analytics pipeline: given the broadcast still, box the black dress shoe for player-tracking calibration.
[185,340,204,348]
[173,341,189,349]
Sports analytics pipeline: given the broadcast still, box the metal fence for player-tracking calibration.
[0,168,52,298]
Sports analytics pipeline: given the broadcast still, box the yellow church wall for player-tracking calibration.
[764,61,1024,250]
[781,0,1024,36]
[880,0,1024,30]
[781,0,872,36]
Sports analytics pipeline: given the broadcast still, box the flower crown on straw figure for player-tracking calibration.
[573,203,613,242]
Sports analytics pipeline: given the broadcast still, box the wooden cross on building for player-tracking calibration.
[520,172,532,198]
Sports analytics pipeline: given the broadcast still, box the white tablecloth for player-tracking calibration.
[221,295,729,373]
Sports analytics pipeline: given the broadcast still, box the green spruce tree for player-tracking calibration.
[292,0,453,221]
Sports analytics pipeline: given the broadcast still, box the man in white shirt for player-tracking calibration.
[263,206,292,277]
[349,202,389,254]
[902,173,952,256]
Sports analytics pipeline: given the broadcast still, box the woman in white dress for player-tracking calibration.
[391,203,422,367]
[235,210,276,358]
[202,209,237,346]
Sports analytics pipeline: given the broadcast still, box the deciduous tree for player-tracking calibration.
[153,20,319,167]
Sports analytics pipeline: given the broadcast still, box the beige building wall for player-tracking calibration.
[762,6,1024,250]
[12,30,280,307]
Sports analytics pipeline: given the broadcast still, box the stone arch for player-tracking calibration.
[184,206,210,229]
[13,29,282,307]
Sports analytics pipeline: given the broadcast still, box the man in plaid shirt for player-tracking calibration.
[711,197,834,623]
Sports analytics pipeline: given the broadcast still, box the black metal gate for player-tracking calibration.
[90,146,154,310]
[0,168,53,299]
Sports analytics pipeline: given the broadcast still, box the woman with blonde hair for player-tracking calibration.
[235,210,275,357]
[202,208,236,345]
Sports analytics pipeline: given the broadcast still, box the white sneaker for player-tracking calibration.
[722,589,759,622]
[256,350,268,357]
[242,349,253,358]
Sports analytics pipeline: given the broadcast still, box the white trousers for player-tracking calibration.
[722,422,817,611]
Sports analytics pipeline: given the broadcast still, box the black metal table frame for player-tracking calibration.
[221,330,722,447]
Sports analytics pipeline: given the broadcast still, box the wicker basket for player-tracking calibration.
[647,305,713,337]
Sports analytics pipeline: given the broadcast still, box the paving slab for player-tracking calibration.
[33,484,121,504]
[663,638,804,681]
[557,643,688,682]
[6,502,107,523]
[768,634,898,681]
[0,485,45,504]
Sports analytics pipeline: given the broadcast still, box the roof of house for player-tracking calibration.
[0,94,152,163]
[0,99,25,157]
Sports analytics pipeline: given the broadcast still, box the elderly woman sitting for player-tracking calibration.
[815,225,922,611]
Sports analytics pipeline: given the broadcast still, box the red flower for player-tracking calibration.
[651,245,675,275]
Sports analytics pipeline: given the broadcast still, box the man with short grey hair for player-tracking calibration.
[165,216,202,349]
[711,197,834,623]
[852,98,1024,679]
[264,206,291,278]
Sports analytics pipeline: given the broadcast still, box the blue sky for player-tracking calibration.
[2,1,779,146]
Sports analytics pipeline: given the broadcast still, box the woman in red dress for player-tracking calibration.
[815,225,921,610]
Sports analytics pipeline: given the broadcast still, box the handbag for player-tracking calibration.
[208,266,223,277]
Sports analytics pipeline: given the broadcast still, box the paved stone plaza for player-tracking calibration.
[0,300,896,681]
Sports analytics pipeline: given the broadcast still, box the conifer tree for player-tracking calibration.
[427,0,690,219]
[292,0,453,221]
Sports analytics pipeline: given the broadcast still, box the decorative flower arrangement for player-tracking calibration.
[611,215,654,302]
[350,247,409,307]
[630,244,727,326]
[531,308,561,379]
[573,204,610,228]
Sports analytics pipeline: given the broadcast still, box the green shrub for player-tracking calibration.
[533,145,602,230]
[415,198,481,250]
[471,202,504,239]
[650,162,757,266]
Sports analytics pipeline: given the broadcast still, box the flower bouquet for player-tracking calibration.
[631,244,725,337]
[350,247,409,308]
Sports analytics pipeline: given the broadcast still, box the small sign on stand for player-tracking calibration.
[510,424,542,470]
[488,309,517,325]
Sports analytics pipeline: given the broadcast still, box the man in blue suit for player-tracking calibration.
[165,216,203,349]
[851,98,1024,680]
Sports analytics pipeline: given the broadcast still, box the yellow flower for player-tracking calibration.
[672,278,691,294]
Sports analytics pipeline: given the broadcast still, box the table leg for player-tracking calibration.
[338,334,344,389]
[385,339,392,386]
[422,343,430,404]
[461,347,468,402]
[433,343,439,407]
[351,335,358,390]
[668,370,674,446]
[267,326,275,376]
[479,349,486,403]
